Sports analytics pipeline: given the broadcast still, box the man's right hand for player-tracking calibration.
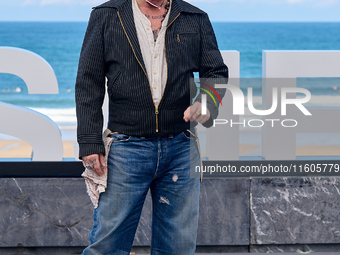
[82,153,106,176]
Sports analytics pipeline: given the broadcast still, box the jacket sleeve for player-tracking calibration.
[195,13,228,128]
[75,8,106,159]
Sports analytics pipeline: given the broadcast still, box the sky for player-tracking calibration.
[0,0,340,22]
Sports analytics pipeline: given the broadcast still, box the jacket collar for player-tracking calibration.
[94,0,204,76]
[95,0,205,15]
[95,0,205,25]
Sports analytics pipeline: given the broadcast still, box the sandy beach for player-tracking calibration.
[1,140,339,159]
[0,140,77,158]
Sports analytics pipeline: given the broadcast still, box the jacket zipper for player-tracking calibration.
[155,106,159,132]
[154,13,181,132]
[118,11,181,133]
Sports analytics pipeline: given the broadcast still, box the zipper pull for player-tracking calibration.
[177,34,180,42]
[155,106,159,132]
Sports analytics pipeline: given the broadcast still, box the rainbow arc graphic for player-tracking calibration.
[199,83,222,106]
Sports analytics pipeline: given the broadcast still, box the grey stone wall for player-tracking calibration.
[0,178,92,247]
[1,176,340,251]
[250,177,340,245]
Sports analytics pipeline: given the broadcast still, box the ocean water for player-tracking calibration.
[0,22,340,128]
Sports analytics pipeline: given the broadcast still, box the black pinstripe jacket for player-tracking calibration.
[75,0,228,157]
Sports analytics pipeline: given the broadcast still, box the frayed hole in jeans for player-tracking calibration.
[159,196,170,205]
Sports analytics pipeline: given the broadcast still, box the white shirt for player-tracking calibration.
[132,0,172,107]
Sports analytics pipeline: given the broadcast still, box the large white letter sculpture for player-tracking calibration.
[0,47,63,161]
[262,51,340,160]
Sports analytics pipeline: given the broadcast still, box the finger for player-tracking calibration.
[197,110,211,124]
[82,156,93,167]
[183,107,191,122]
[191,112,198,122]
[99,153,106,169]
[195,114,207,123]
[93,167,105,176]
[189,104,200,120]
[190,110,199,122]
[92,157,105,176]
[92,155,105,176]
[197,115,208,124]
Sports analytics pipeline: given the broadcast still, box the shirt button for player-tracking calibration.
[150,40,154,44]
[153,86,157,89]
[153,71,157,75]
[146,27,150,30]
[154,55,157,58]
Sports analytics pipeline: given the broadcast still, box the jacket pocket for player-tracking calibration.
[175,31,200,66]
[108,70,122,98]
[177,32,198,42]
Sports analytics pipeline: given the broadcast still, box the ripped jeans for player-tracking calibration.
[82,128,201,255]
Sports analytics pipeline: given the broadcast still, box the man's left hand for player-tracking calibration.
[183,101,210,124]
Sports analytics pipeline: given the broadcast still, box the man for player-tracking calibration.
[75,0,228,254]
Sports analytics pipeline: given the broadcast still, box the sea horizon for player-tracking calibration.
[1,21,340,129]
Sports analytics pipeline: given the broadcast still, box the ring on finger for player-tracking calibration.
[196,111,201,117]
[85,164,95,170]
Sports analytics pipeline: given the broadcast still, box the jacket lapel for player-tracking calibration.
[116,0,186,75]
[167,0,182,27]
[117,0,147,75]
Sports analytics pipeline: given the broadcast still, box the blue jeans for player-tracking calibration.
[82,128,201,255]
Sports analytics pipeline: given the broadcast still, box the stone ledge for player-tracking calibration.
[0,178,93,247]
[2,177,340,248]
[0,178,249,247]
[250,177,340,245]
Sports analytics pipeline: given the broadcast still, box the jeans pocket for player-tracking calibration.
[111,133,131,142]
[181,128,198,140]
